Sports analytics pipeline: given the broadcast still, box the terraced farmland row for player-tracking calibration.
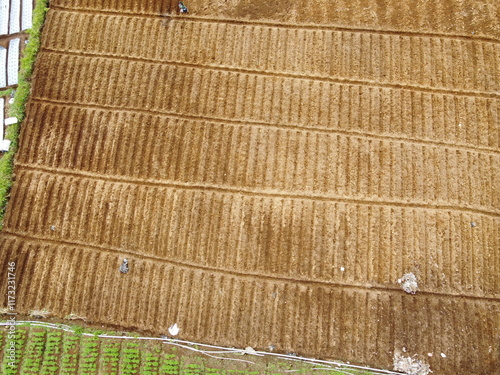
[1,238,499,374]
[16,103,500,211]
[4,169,500,297]
[33,52,500,150]
[43,10,500,94]
[50,0,500,41]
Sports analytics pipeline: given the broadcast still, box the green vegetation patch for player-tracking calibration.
[159,353,180,375]
[0,321,385,375]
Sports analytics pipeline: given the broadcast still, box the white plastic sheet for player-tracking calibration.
[21,0,32,30]
[7,38,19,86]
[9,0,20,34]
[0,46,6,88]
[0,98,4,140]
[0,0,9,35]
[4,117,17,125]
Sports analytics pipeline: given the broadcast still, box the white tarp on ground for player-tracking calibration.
[4,117,17,125]
[9,0,20,34]
[0,0,9,35]
[7,38,19,86]
[0,46,6,88]
[0,98,4,140]
[21,0,32,30]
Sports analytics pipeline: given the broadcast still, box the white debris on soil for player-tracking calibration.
[65,313,87,321]
[393,353,432,375]
[168,323,180,336]
[440,353,446,358]
[398,273,418,294]
[244,346,257,355]
[0,139,11,152]
[119,259,129,273]
[29,309,51,318]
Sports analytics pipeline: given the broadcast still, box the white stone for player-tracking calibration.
[7,38,19,86]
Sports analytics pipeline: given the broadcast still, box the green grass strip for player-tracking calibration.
[0,0,49,229]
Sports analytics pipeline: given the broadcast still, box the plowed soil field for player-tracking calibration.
[1,0,499,374]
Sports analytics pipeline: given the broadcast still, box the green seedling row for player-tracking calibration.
[20,330,46,374]
[79,336,99,375]
[1,328,27,375]
[60,333,80,375]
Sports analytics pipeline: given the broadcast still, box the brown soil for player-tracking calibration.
[1,0,499,374]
